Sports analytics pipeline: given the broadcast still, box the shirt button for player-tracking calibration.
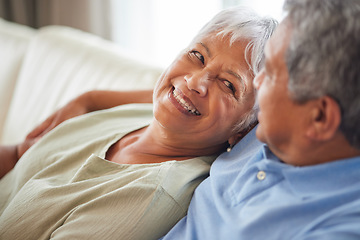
[257,171,266,181]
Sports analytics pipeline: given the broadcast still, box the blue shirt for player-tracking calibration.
[161,128,360,239]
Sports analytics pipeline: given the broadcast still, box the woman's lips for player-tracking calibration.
[169,87,201,116]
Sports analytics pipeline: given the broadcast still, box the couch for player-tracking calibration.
[0,18,163,145]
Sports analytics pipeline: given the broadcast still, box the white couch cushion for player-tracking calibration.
[0,19,35,142]
[1,25,163,144]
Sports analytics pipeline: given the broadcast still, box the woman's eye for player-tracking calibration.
[223,80,236,94]
[190,51,205,64]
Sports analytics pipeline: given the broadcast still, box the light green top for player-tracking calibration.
[0,104,215,240]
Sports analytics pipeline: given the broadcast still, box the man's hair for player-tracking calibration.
[284,0,360,148]
[192,7,278,132]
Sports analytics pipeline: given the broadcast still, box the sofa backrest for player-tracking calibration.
[0,19,36,142]
[1,25,163,144]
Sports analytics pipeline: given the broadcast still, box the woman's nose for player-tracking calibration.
[184,73,209,97]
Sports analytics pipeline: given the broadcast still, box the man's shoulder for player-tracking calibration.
[212,126,264,172]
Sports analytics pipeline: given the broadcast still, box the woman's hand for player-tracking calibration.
[17,93,90,159]
[25,94,90,143]
[1,93,90,178]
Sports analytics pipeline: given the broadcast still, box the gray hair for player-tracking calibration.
[191,6,278,132]
[284,0,360,148]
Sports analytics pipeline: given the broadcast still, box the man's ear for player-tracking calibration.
[306,96,341,141]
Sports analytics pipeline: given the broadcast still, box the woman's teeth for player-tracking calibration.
[173,89,200,115]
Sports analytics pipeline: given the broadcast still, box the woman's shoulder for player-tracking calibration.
[156,155,215,209]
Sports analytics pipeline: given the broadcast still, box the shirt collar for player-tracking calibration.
[261,146,360,197]
[282,155,360,198]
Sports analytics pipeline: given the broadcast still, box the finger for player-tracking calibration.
[17,137,40,159]
[38,119,60,137]
[26,116,54,139]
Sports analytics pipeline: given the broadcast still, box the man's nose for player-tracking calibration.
[184,72,210,97]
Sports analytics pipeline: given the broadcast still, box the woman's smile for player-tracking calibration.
[168,87,201,116]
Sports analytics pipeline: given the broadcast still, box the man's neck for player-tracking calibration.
[273,133,360,167]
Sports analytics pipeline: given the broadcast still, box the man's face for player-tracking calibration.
[253,21,313,165]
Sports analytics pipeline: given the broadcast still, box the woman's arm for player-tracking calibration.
[26,89,153,141]
[85,89,153,112]
[0,89,153,176]
[0,145,18,179]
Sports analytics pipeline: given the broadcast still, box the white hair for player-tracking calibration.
[284,0,360,148]
[191,6,278,132]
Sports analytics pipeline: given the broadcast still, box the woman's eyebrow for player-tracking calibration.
[200,42,212,58]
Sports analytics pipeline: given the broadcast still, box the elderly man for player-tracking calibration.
[161,0,360,239]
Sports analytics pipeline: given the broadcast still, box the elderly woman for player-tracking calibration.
[0,7,276,240]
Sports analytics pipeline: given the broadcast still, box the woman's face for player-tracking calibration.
[152,34,255,150]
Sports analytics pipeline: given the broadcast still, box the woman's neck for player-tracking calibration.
[106,121,225,164]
